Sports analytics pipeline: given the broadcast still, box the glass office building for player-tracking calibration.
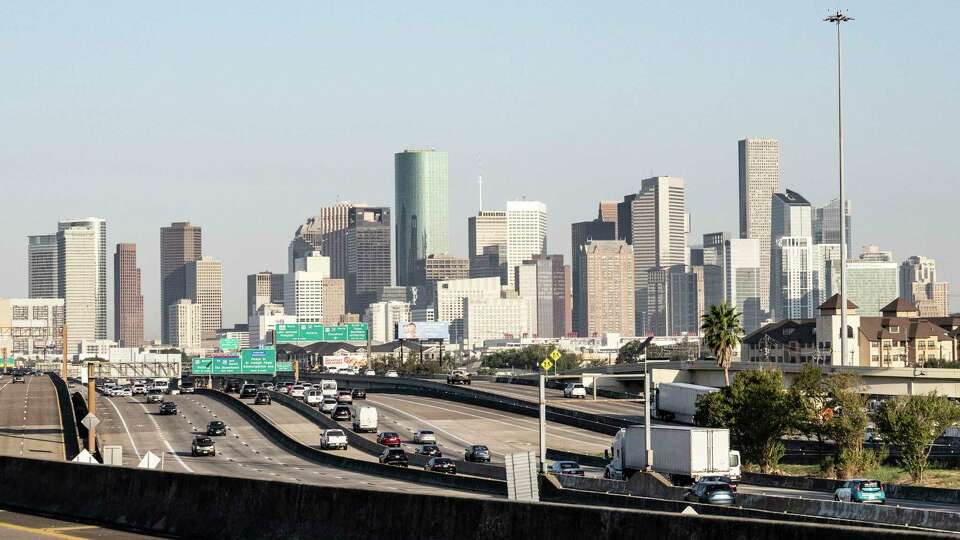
[395,149,449,286]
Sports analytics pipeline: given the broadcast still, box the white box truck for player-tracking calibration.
[603,425,732,484]
[352,406,377,433]
[654,382,719,424]
[320,379,338,399]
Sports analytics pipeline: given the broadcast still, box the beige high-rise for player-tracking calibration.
[582,240,634,337]
[160,222,202,344]
[738,138,780,314]
[186,256,222,345]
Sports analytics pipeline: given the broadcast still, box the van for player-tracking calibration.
[320,379,338,399]
[352,406,377,433]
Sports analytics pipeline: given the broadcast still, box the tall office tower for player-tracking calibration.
[814,198,853,257]
[597,201,619,237]
[582,240,635,337]
[284,253,345,326]
[738,138,781,315]
[776,236,814,319]
[828,259,899,316]
[630,176,688,335]
[249,303,296,348]
[414,254,469,308]
[58,218,107,339]
[563,264,573,337]
[900,256,950,317]
[505,200,547,289]
[644,267,670,336]
[292,202,367,278]
[464,296,533,347]
[571,219,616,336]
[813,244,842,309]
[113,243,143,347]
[770,190,812,319]
[185,256,223,344]
[345,206,391,315]
[701,232,731,306]
[246,271,285,320]
[616,194,637,244]
[515,255,565,338]
[436,277,502,343]
[28,234,59,299]
[668,265,718,336]
[168,299,202,352]
[365,301,412,343]
[160,222,202,344]
[57,225,98,349]
[860,245,894,263]
[468,210,507,282]
[395,149,449,285]
[723,238,762,332]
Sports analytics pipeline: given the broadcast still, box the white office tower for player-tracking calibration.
[365,301,412,343]
[28,234,59,299]
[464,296,532,348]
[900,256,950,317]
[813,244,842,309]
[57,224,98,349]
[168,299,202,352]
[505,201,547,289]
[249,303,296,348]
[58,218,107,343]
[185,256,223,344]
[830,259,899,316]
[284,253,333,324]
[738,138,780,314]
[769,190,812,320]
[630,176,688,335]
[723,238,761,332]
[436,277,502,343]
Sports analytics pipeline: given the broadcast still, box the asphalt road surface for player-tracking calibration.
[0,374,64,460]
[467,380,646,422]
[0,508,160,540]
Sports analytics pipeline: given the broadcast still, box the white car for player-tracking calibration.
[304,390,323,406]
[117,387,133,397]
[413,430,437,444]
[260,382,275,391]
[364,370,376,376]
[320,429,348,450]
[563,383,587,399]
[132,384,147,395]
[385,370,399,378]
[290,385,306,399]
[320,398,338,413]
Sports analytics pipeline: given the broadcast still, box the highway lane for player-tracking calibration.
[736,484,960,514]
[0,508,159,539]
[467,380,645,422]
[0,374,64,461]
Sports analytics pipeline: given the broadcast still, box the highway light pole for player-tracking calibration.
[538,369,546,473]
[825,10,853,366]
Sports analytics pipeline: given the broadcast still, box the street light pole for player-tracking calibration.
[538,370,546,473]
[825,10,853,366]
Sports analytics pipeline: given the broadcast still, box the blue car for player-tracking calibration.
[834,479,886,504]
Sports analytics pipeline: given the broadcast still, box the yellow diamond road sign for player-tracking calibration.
[549,349,562,362]
[540,358,554,371]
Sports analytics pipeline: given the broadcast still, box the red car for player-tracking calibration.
[377,432,401,447]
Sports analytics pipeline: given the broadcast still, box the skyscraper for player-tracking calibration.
[28,234,59,299]
[246,271,285,320]
[168,299,202,352]
[814,198,853,257]
[292,202,367,278]
[57,225,97,349]
[185,256,222,345]
[284,253,345,326]
[829,259,899,316]
[630,176,688,335]
[468,210,507,282]
[723,238,762,332]
[113,243,143,347]
[160,222,202,344]
[597,201,619,237]
[345,206,391,315]
[770,190,813,319]
[900,256,950,317]
[582,240,634,337]
[738,138,781,314]
[515,255,566,338]
[395,149,449,285]
[571,218,616,336]
[505,200,547,290]
[58,218,107,340]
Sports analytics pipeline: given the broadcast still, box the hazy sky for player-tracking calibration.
[2,1,958,339]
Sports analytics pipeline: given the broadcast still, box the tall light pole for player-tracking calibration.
[825,10,853,366]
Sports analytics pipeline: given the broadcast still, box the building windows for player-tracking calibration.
[12,306,29,320]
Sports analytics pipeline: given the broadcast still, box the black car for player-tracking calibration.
[224,379,242,393]
[239,384,258,398]
[207,420,227,436]
[331,405,352,421]
[159,401,178,415]
[425,457,457,474]
[379,448,409,467]
[415,444,442,458]
[464,444,491,463]
[191,436,216,456]
[12,375,24,384]
[351,388,367,400]
[254,391,272,405]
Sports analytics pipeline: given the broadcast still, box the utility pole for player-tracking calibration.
[643,361,652,471]
[86,362,97,451]
[825,10,853,365]
[538,368,546,473]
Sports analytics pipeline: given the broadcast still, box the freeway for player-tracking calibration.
[736,483,960,514]
[94,390,481,497]
[0,508,159,539]
[467,380,645,422]
[0,374,64,461]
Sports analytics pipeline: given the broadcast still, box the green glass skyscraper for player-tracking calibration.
[395,149,449,286]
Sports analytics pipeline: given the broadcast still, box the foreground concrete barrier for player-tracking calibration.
[0,455,947,540]
[47,373,80,460]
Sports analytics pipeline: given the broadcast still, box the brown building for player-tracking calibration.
[160,222,202,344]
[113,243,143,347]
[582,240,634,337]
[320,278,346,326]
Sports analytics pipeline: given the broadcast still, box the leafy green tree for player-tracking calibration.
[875,393,960,482]
[694,390,732,428]
[823,373,871,478]
[480,345,583,372]
[700,303,743,386]
[790,364,830,449]
[616,339,646,364]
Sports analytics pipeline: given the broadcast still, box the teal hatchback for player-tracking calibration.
[834,479,886,504]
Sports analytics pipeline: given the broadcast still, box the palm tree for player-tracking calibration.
[700,303,744,386]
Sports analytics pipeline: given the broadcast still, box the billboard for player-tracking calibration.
[322,354,368,369]
[273,323,368,343]
[396,321,450,341]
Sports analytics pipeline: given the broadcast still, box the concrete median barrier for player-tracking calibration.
[47,373,81,460]
[743,472,960,506]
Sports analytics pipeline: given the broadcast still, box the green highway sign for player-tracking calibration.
[347,322,368,341]
[240,348,277,374]
[191,357,213,375]
[219,338,239,352]
[212,356,242,375]
[273,323,368,343]
[276,361,294,372]
[275,324,300,342]
[324,325,348,341]
[301,324,324,341]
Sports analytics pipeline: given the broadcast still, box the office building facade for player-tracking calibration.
[247,271,285,320]
[293,202,367,278]
[814,198,853,258]
[113,243,144,347]
[185,256,223,344]
[581,240,634,337]
[168,299,202,352]
[770,190,812,319]
[345,206,391,315]
[468,210,507,282]
[738,138,780,314]
[160,222,202,344]
[58,218,107,341]
[900,256,950,317]
[723,238,762,332]
[57,224,98,349]
[436,277,502,343]
[395,149,449,285]
[505,200,547,290]
[571,219,616,336]
[28,234,59,299]
[0,298,65,357]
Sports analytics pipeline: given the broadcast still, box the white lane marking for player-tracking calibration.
[104,397,142,460]
[134,399,193,473]
[362,398,477,449]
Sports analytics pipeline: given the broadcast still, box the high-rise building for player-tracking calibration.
[563,264,573,337]
[414,254,469,308]
[597,201,619,236]
[113,243,143,347]
[814,198,853,257]
[292,202,367,278]
[860,245,895,263]
[668,265,718,336]
[582,240,634,337]
[571,219,616,336]
[900,256,950,317]
[723,238,762,332]
[160,222,202,344]
[505,200,547,290]
[435,277,502,343]
[0,298,65,357]
[284,254,345,326]
[464,296,532,348]
[813,244,842,309]
[365,301,412,343]
[246,271,285,320]
[701,232,731,309]
[58,218,107,340]
[468,210,507,282]
[168,299,202,352]
[28,234,59,299]
[57,224,98,349]
[738,138,781,314]
[185,256,223,345]
[344,206,391,315]
[249,303,296,348]
[515,255,565,338]
[630,176,688,335]
[828,259,899,316]
[770,190,812,319]
[378,286,419,305]
[395,149,449,285]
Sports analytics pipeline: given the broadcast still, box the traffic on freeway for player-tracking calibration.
[0,373,64,460]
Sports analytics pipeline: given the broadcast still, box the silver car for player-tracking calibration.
[413,430,437,444]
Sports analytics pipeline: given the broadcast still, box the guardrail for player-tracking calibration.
[47,373,81,460]
[196,389,506,496]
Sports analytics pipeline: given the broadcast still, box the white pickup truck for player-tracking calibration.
[563,383,587,399]
[320,428,349,450]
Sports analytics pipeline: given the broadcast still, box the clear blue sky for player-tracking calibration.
[1,1,957,339]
